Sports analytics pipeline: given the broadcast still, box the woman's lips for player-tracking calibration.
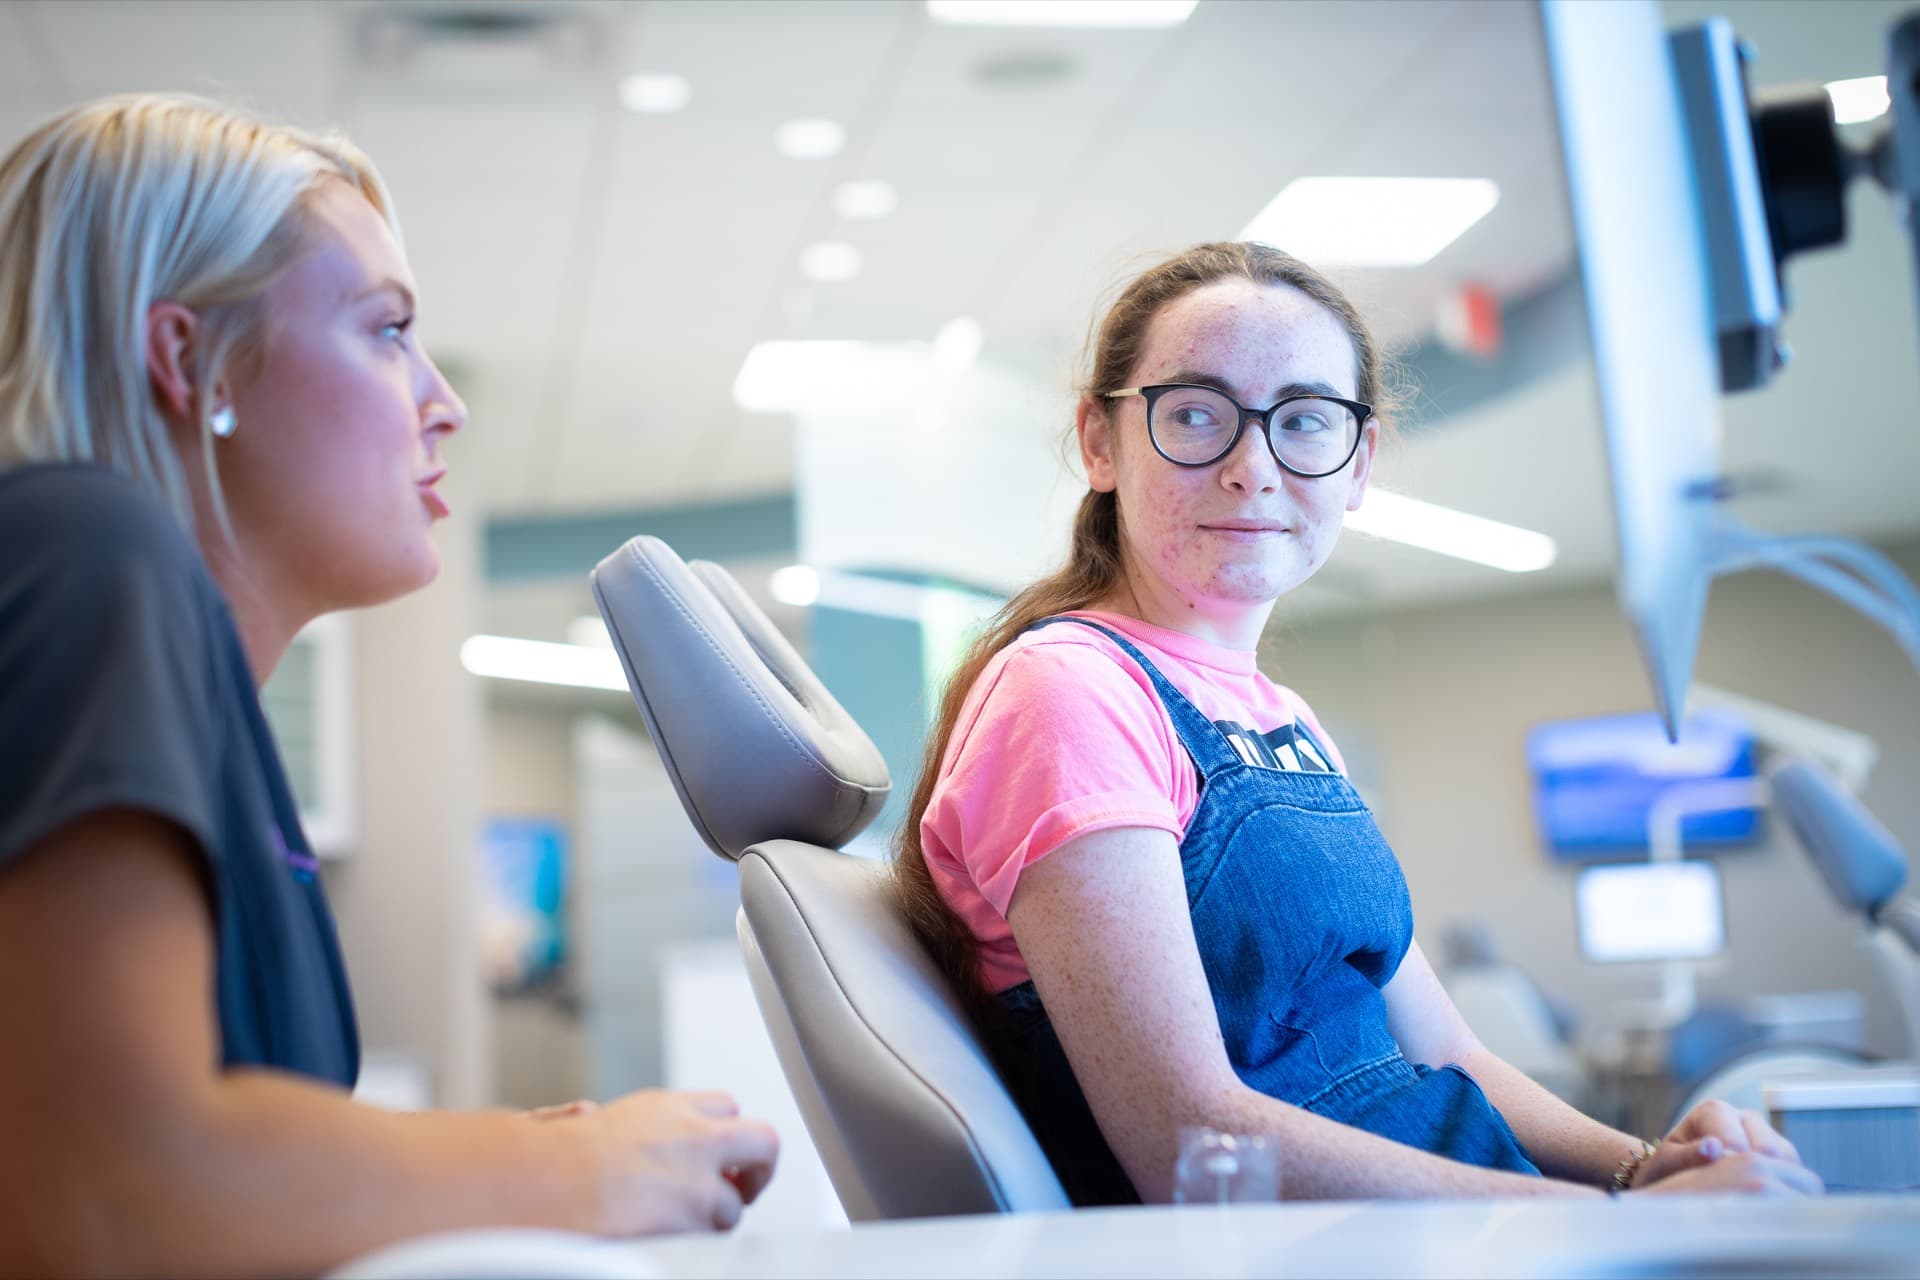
[419,469,450,519]
[1202,520,1286,540]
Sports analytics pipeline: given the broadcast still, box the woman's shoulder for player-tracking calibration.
[954,614,1171,746]
[0,463,221,652]
[0,463,211,594]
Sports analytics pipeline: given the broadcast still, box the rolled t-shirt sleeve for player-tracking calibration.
[925,641,1192,919]
[0,474,226,873]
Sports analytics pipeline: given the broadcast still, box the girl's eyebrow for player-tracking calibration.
[1163,369,1347,402]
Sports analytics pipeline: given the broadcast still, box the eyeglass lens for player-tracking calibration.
[1148,386,1358,474]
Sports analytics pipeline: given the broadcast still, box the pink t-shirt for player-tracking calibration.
[921,610,1346,994]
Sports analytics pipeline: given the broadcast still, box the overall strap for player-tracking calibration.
[1026,616,1243,777]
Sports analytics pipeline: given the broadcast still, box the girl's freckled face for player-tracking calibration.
[1088,278,1376,622]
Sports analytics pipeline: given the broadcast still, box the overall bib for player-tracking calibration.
[989,617,1540,1205]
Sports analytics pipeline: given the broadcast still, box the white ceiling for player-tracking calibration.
[3,0,1917,637]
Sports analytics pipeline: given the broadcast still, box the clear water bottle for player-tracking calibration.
[1171,1126,1282,1205]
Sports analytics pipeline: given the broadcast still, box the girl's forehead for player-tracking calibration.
[1137,281,1357,390]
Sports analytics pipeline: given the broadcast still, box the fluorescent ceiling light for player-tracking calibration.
[833,179,898,219]
[799,241,862,283]
[775,117,846,159]
[933,316,983,370]
[460,635,628,692]
[617,72,690,114]
[1344,490,1556,573]
[566,614,613,649]
[1240,177,1499,268]
[927,0,1197,28]
[771,564,1002,624]
[1825,74,1890,125]
[734,340,926,413]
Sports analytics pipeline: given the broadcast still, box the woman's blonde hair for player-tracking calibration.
[889,241,1394,1019]
[0,93,397,530]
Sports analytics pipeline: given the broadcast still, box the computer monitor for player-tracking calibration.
[1575,860,1727,964]
[1540,0,1726,740]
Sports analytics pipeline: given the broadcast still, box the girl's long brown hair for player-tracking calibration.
[889,241,1392,1018]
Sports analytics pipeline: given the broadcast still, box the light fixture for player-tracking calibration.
[833,179,899,219]
[460,635,628,691]
[566,615,613,649]
[1239,177,1499,268]
[769,564,1003,624]
[932,316,983,370]
[1344,490,1556,573]
[735,340,920,413]
[927,0,1197,28]
[775,117,846,159]
[770,565,822,606]
[617,72,690,114]
[1825,74,1890,125]
[799,241,862,283]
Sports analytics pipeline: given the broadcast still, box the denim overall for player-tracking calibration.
[989,617,1540,1205]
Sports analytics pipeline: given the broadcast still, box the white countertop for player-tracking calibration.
[617,1195,1920,1279]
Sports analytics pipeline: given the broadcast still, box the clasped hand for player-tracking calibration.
[530,1090,780,1233]
[1631,1098,1824,1196]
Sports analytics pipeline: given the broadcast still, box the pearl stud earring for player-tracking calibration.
[210,407,237,439]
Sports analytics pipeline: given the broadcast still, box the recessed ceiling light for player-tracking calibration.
[799,241,862,283]
[734,340,924,413]
[928,0,1196,28]
[933,317,983,370]
[1239,177,1499,268]
[617,72,690,113]
[769,565,822,606]
[1344,491,1556,573]
[1825,74,1890,125]
[833,179,899,219]
[775,118,846,159]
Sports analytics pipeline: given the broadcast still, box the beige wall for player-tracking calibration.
[325,517,493,1109]
[1264,540,1920,1057]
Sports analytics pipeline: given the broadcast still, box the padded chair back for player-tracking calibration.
[591,536,1069,1219]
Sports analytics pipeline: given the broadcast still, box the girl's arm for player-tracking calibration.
[1382,943,1819,1194]
[0,809,777,1280]
[1380,941,1644,1186]
[1006,827,1602,1202]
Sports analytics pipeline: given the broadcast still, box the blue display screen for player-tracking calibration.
[1527,709,1760,857]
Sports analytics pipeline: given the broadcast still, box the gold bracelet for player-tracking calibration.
[1611,1139,1659,1193]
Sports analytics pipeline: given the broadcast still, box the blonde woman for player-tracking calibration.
[0,96,775,1277]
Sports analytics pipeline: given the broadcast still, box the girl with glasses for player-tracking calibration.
[892,242,1818,1205]
[0,95,775,1276]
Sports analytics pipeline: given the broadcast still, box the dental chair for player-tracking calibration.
[589,536,1070,1221]
[1671,760,1920,1132]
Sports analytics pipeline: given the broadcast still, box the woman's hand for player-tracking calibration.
[556,1089,779,1235]
[1631,1146,1825,1197]
[1632,1100,1820,1196]
[1661,1098,1801,1162]
[1633,1100,1807,1188]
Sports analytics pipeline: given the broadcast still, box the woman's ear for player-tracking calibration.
[1345,416,1381,513]
[145,301,201,427]
[1077,396,1119,494]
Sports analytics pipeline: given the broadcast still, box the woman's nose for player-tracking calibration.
[1219,417,1281,493]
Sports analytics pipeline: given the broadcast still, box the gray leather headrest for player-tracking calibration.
[1771,758,1908,914]
[590,536,891,860]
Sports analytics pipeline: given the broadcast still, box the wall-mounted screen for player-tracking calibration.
[1575,859,1727,964]
[1527,708,1760,857]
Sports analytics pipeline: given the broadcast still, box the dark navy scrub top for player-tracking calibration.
[0,464,359,1085]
